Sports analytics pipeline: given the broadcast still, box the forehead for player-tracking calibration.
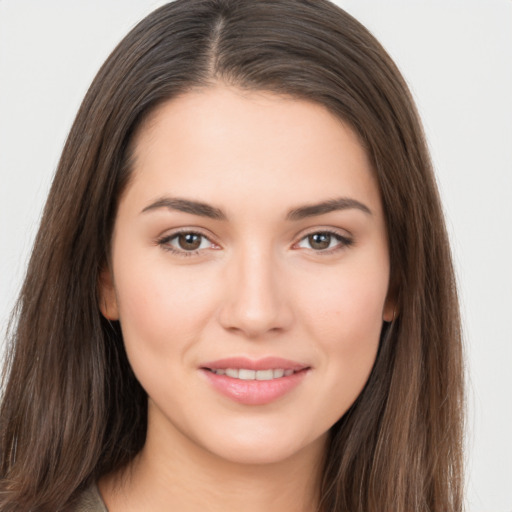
[123,85,382,218]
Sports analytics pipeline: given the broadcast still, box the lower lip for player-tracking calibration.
[201,369,308,405]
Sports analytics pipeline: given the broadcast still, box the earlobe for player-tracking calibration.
[383,276,400,323]
[383,289,399,323]
[98,267,119,320]
[383,301,398,323]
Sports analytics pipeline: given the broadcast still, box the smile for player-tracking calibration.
[200,357,310,405]
[208,368,295,380]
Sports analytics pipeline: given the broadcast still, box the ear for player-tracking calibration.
[383,279,399,323]
[98,267,119,320]
[382,297,397,323]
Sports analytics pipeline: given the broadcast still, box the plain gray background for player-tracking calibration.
[1,1,511,510]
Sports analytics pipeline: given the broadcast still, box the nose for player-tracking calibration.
[217,245,294,339]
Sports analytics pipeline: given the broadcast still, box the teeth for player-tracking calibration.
[255,369,273,381]
[239,369,255,380]
[212,368,297,380]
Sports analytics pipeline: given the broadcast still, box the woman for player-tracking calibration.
[0,1,464,511]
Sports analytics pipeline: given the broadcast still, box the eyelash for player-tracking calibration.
[294,230,354,255]
[156,229,215,257]
[156,229,354,257]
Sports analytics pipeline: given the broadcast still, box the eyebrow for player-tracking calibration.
[286,197,372,220]
[141,196,371,220]
[141,197,226,220]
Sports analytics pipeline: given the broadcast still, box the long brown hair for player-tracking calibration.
[0,1,464,510]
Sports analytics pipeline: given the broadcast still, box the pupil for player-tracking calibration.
[179,233,201,250]
[309,233,330,250]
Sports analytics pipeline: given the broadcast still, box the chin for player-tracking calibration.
[197,424,327,467]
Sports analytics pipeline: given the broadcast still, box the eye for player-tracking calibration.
[295,231,352,252]
[157,231,217,255]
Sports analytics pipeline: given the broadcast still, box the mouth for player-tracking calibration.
[200,357,310,405]
[205,368,299,380]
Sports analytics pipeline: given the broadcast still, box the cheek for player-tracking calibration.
[113,255,216,361]
[112,264,218,412]
[314,288,383,381]
[299,258,388,343]
[295,257,388,409]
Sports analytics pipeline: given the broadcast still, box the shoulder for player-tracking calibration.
[69,484,108,512]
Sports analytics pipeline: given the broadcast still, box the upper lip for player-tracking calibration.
[201,356,310,372]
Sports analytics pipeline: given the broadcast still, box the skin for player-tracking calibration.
[99,85,394,512]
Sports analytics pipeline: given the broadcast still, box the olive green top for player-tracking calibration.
[72,484,108,512]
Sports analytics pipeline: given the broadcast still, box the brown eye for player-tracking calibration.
[177,233,203,251]
[158,230,218,256]
[308,233,332,250]
[295,231,352,253]
[157,231,218,256]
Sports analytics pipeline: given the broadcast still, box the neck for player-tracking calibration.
[99,406,326,512]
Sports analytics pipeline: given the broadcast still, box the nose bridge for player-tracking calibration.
[219,240,292,337]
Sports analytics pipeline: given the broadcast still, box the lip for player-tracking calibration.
[201,356,308,372]
[200,357,310,406]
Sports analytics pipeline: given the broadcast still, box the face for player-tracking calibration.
[100,86,394,466]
